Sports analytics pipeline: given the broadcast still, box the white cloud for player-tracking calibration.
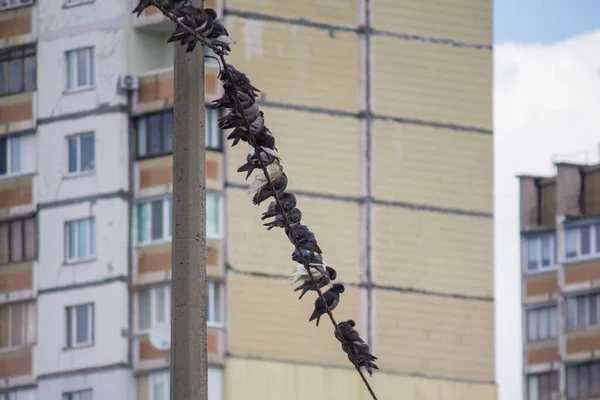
[494,30,600,400]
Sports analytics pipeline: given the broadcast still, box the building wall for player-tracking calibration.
[37,367,134,400]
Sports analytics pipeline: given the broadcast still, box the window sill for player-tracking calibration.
[136,239,171,248]
[63,170,96,180]
[63,257,97,267]
[207,322,224,329]
[524,267,558,276]
[62,0,94,9]
[565,254,600,265]
[0,88,36,99]
[64,86,95,95]
[0,171,35,183]
[0,344,31,354]
[63,343,94,351]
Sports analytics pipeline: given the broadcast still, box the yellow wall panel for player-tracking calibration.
[226,18,359,112]
[224,358,497,400]
[373,120,492,212]
[227,274,361,365]
[227,188,361,282]
[374,205,493,297]
[226,0,359,27]
[226,106,362,196]
[376,290,494,382]
[372,0,492,44]
[136,375,149,400]
[373,37,492,129]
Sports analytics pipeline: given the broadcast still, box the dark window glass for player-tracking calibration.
[162,111,173,153]
[0,45,36,97]
[580,365,590,397]
[148,114,162,155]
[79,133,95,172]
[0,60,8,95]
[9,58,23,94]
[136,111,175,158]
[0,137,6,176]
[590,294,598,326]
[9,220,22,262]
[577,296,586,328]
[151,200,163,240]
[567,366,578,398]
[581,225,591,255]
[24,217,36,260]
[591,363,600,396]
[595,223,600,254]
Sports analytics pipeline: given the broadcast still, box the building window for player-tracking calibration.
[149,371,169,400]
[65,218,96,262]
[0,0,34,10]
[138,284,170,333]
[64,0,94,6]
[63,389,92,400]
[66,303,94,348]
[136,108,220,158]
[0,216,36,265]
[526,233,556,272]
[565,222,600,261]
[0,45,36,97]
[567,361,600,398]
[528,371,558,400]
[67,132,95,175]
[0,302,33,350]
[138,281,222,332]
[567,293,600,331]
[0,134,35,178]
[527,305,557,342]
[0,388,36,400]
[66,47,94,91]
[136,192,222,244]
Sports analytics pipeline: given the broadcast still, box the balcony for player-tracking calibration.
[132,0,222,32]
[0,3,35,50]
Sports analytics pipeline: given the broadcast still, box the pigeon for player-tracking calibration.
[247,160,283,195]
[335,320,379,376]
[288,263,330,284]
[291,248,323,265]
[167,7,234,53]
[286,224,322,254]
[218,105,261,130]
[262,208,302,230]
[227,123,275,149]
[309,283,345,326]
[237,149,279,180]
[261,192,297,220]
[211,91,255,110]
[221,64,261,99]
[251,172,288,206]
[293,266,337,300]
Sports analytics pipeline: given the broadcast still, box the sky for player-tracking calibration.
[494,2,600,400]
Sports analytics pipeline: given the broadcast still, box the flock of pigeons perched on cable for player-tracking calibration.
[132,0,378,377]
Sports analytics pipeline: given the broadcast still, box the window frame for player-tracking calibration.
[206,191,224,239]
[63,0,94,7]
[64,217,96,263]
[65,303,94,349]
[524,232,557,273]
[564,221,600,263]
[0,388,36,400]
[149,371,170,400]
[0,44,36,97]
[0,301,30,351]
[0,215,36,265]
[567,361,600,399]
[566,292,600,331]
[135,196,172,245]
[526,304,558,342]
[0,0,34,11]
[65,47,95,92]
[135,107,221,159]
[0,135,23,178]
[207,280,223,327]
[63,389,93,400]
[527,370,559,400]
[137,284,171,334]
[66,132,95,176]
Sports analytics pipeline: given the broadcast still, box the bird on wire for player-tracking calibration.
[309,283,345,326]
[335,320,379,376]
[293,266,337,300]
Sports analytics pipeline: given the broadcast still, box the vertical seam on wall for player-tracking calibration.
[364,0,374,349]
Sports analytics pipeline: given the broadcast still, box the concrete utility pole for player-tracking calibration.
[170,0,207,398]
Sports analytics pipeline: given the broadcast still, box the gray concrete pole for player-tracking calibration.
[170,0,207,398]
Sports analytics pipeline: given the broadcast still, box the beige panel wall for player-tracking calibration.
[136,375,149,400]
[227,274,361,365]
[372,0,492,44]
[373,37,492,129]
[226,106,362,197]
[374,205,493,297]
[373,120,492,212]
[224,358,497,400]
[225,18,359,112]
[376,290,494,382]
[227,188,361,282]
[226,0,359,27]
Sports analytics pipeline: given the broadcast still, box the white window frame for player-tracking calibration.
[138,284,171,334]
[63,0,94,7]
[207,281,223,328]
[66,303,94,349]
[526,304,558,342]
[567,292,600,331]
[63,389,93,400]
[65,47,95,92]
[64,218,96,263]
[524,233,557,273]
[564,221,600,262]
[66,132,95,176]
[0,302,31,351]
[149,371,170,400]
[0,388,36,400]
[205,108,221,150]
[0,135,22,179]
[206,191,224,239]
[136,196,172,245]
[0,0,33,10]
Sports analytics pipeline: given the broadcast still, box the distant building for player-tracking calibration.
[0,0,494,399]
[519,161,600,400]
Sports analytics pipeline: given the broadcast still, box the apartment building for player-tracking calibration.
[520,161,600,400]
[1,0,494,399]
